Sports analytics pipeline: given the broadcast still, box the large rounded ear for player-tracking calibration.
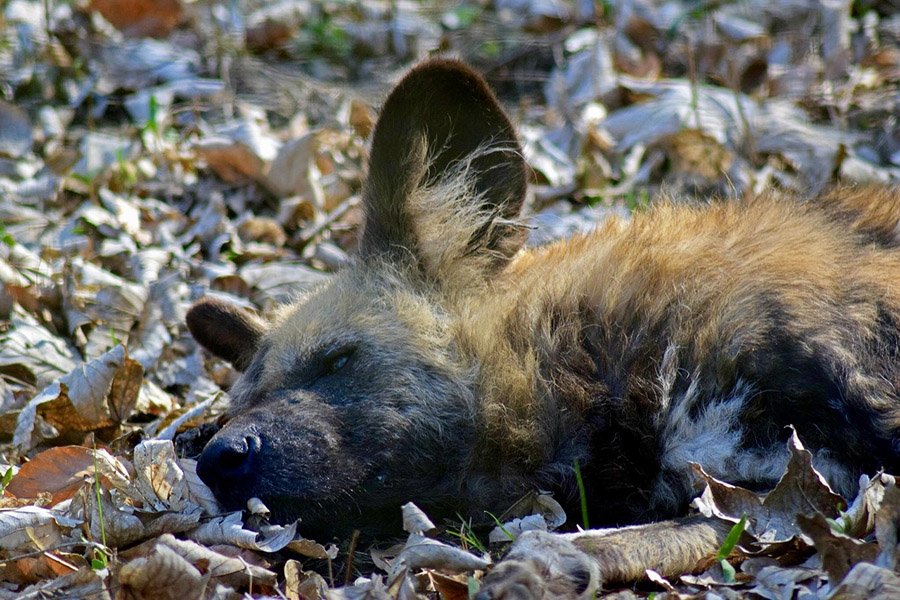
[361,58,528,286]
[186,297,267,371]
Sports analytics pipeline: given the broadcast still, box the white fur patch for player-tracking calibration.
[650,345,857,509]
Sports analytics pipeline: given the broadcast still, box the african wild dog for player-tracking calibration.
[187,58,900,597]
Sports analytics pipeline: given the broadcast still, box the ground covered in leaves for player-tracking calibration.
[1,0,899,598]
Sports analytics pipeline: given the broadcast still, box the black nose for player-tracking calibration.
[197,431,262,488]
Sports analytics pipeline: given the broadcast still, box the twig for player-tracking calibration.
[296,194,360,246]
[344,529,361,585]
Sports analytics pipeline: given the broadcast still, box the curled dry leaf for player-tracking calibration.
[187,510,299,553]
[13,344,143,451]
[392,534,490,574]
[74,483,146,548]
[830,561,900,599]
[0,310,78,389]
[132,439,192,512]
[285,537,339,560]
[178,458,223,516]
[0,505,80,553]
[874,484,900,570]
[797,512,878,582]
[401,502,435,535]
[246,497,270,518]
[691,429,844,542]
[117,542,207,600]
[155,533,276,589]
[284,559,329,600]
[843,473,894,539]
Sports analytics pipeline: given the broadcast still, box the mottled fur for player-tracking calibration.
[188,59,900,596]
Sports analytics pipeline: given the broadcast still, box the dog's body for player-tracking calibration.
[187,59,900,597]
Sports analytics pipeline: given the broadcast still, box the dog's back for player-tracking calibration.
[458,188,900,525]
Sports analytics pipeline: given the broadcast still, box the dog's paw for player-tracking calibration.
[475,531,600,600]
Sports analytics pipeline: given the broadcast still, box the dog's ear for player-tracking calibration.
[186,297,267,371]
[360,58,528,287]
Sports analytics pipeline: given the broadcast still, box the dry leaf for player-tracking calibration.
[0,506,80,553]
[874,484,900,570]
[14,344,141,450]
[187,510,299,553]
[156,534,276,589]
[6,445,99,505]
[9,567,109,600]
[797,512,878,582]
[0,310,78,389]
[830,561,900,599]
[132,439,192,512]
[392,534,490,574]
[75,483,146,548]
[691,430,844,542]
[195,119,279,183]
[177,458,222,516]
[89,0,183,38]
[843,473,894,539]
[401,502,435,535]
[0,99,33,158]
[118,542,207,600]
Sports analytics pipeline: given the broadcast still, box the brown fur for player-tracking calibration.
[187,59,900,597]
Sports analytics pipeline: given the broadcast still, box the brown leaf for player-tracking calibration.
[844,473,894,539]
[75,483,146,548]
[107,355,143,423]
[874,484,900,570]
[89,0,183,38]
[158,534,276,589]
[422,570,470,600]
[6,445,96,505]
[263,133,325,201]
[132,440,191,512]
[692,430,844,542]
[13,345,144,450]
[830,561,900,599]
[284,559,329,600]
[12,567,108,600]
[2,551,82,585]
[117,542,207,600]
[797,512,878,582]
[761,430,846,536]
[348,100,376,139]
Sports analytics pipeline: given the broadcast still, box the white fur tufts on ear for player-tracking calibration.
[361,58,529,287]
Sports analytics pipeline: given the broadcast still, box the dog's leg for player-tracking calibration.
[476,515,732,599]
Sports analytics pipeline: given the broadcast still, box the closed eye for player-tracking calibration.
[323,345,355,375]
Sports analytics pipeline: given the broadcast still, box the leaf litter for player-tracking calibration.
[0,0,898,597]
